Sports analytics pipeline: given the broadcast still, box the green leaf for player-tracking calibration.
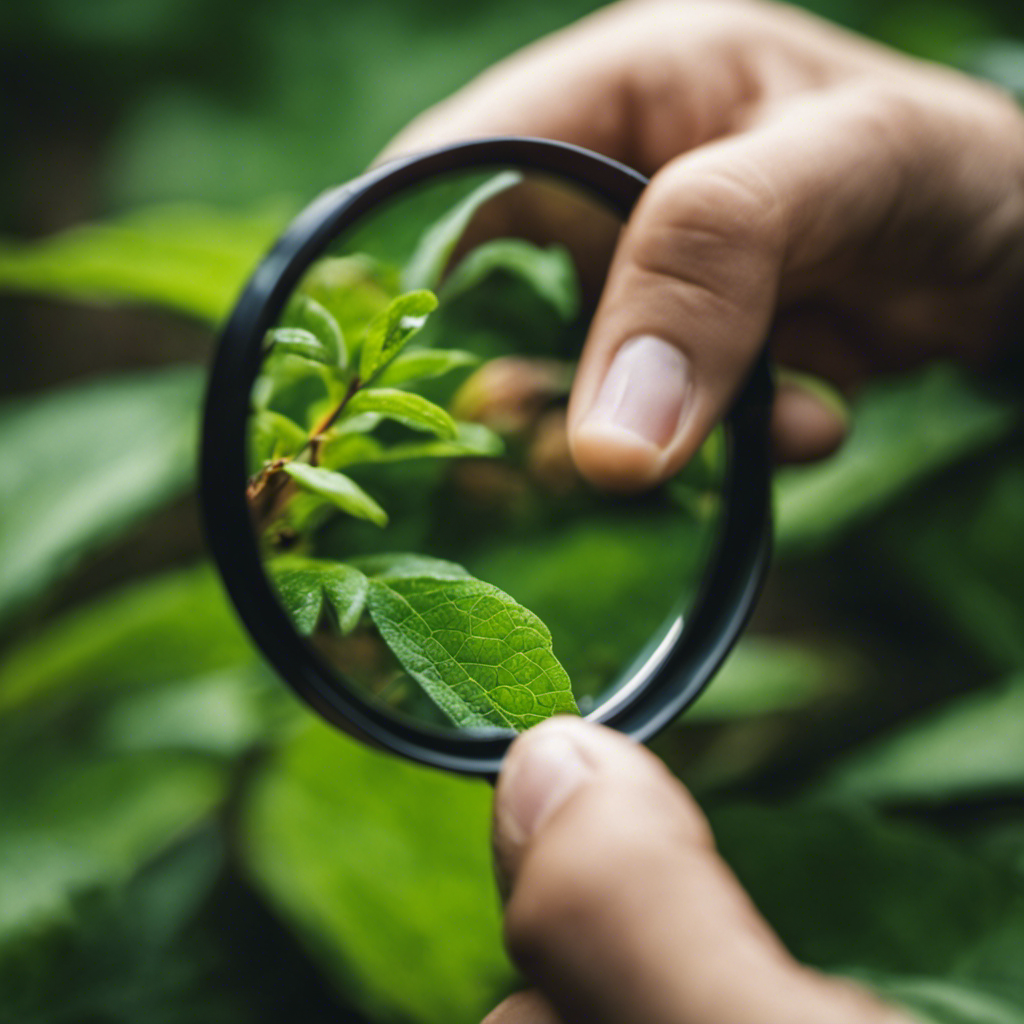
[265,326,333,365]
[300,255,395,357]
[374,347,479,387]
[268,557,369,635]
[249,408,308,472]
[366,574,578,730]
[343,387,457,440]
[881,460,1024,669]
[322,421,502,469]
[775,365,1017,554]
[686,636,840,722]
[711,802,1024,987]
[241,721,512,1024]
[282,463,388,527]
[0,202,291,323]
[352,552,472,581]
[358,290,438,382]
[858,973,1024,1024]
[819,672,1024,803]
[0,367,202,629]
[402,170,524,291]
[440,239,580,320]
[0,750,226,943]
[0,566,254,714]
[282,292,345,368]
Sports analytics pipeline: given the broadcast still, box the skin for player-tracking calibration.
[379,2,1024,1019]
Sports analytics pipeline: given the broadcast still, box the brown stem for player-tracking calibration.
[247,376,363,536]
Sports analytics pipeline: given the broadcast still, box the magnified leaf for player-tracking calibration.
[268,557,369,635]
[249,408,308,471]
[282,463,388,528]
[266,327,333,365]
[366,574,578,730]
[322,422,502,469]
[402,171,524,291]
[343,388,457,439]
[358,290,438,382]
[375,347,479,387]
[300,254,395,355]
[352,553,471,581]
[440,239,580,321]
[282,293,345,368]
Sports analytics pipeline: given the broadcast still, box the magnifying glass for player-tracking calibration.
[200,137,772,778]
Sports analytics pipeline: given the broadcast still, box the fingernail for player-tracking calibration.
[580,336,690,449]
[499,728,595,845]
[776,368,849,428]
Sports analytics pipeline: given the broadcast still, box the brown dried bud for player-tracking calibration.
[527,409,579,495]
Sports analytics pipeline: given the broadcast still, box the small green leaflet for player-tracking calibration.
[440,239,580,321]
[375,348,479,387]
[322,422,503,469]
[282,463,388,527]
[266,327,333,365]
[402,171,524,291]
[366,574,579,730]
[344,388,457,439]
[358,291,438,382]
[269,558,369,635]
[249,409,308,471]
[282,293,345,369]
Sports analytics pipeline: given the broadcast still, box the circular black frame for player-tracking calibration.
[200,137,773,777]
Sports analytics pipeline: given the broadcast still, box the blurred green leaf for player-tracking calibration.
[0,565,251,714]
[344,387,457,439]
[374,347,479,388]
[0,749,225,944]
[775,365,1017,554]
[686,636,842,722]
[249,409,307,473]
[883,461,1024,669]
[0,203,291,322]
[713,802,1024,996]
[367,574,579,729]
[242,721,512,1024]
[402,171,523,291]
[358,290,438,382]
[441,240,580,321]
[858,973,1024,1024]
[268,557,368,636]
[819,672,1024,803]
[282,293,345,369]
[282,463,389,528]
[0,367,202,629]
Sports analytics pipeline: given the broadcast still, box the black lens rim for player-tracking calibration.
[200,137,772,776]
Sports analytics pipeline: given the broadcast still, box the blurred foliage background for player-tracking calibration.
[2,0,1024,1021]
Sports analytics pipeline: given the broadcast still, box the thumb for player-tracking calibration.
[491,717,912,1024]
[564,88,922,489]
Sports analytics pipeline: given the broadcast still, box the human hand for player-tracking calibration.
[484,717,915,1024]
[381,0,1024,489]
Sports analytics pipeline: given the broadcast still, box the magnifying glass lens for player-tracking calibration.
[245,166,726,737]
